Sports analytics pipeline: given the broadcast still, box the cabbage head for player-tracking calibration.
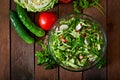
[14,0,58,12]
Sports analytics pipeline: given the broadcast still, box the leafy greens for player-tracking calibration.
[35,40,57,69]
[73,0,104,15]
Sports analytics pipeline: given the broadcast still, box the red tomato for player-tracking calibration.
[60,0,72,3]
[38,12,57,31]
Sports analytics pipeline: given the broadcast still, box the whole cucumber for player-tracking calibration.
[10,10,34,44]
[16,4,45,37]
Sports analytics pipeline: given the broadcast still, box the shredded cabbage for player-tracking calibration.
[14,0,58,12]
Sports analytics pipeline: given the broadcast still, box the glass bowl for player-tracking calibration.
[48,13,107,72]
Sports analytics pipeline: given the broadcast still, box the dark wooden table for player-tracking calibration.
[0,0,120,80]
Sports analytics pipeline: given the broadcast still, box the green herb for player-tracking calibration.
[35,40,57,69]
[37,40,43,46]
[79,0,89,9]
[96,58,106,69]
[73,0,104,15]
[73,1,81,13]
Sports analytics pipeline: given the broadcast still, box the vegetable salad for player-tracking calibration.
[49,15,105,69]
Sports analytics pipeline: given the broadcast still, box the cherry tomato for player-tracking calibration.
[38,12,57,31]
[60,0,72,3]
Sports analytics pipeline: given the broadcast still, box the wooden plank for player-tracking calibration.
[35,40,58,80]
[60,68,82,80]
[0,0,10,80]
[34,5,59,80]
[107,0,120,79]
[10,1,34,80]
[59,2,82,80]
[82,0,107,80]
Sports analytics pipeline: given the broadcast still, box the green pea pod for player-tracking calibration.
[16,4,45,37]
[10,10,34,44]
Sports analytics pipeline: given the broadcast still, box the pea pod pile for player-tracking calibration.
[49,16,105,69]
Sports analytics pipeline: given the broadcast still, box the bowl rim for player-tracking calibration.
[48,13,107,72]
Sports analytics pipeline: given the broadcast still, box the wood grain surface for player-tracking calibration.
[0,0,120,80]
[107,0,120,79]
[0,0,10,80]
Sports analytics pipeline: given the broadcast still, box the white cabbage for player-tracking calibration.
[14,0,58,12]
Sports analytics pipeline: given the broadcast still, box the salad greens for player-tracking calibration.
[14,0,58,12]
[49,16,104,69]
[73,0,104,15]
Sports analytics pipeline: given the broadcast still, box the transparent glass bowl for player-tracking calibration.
[48,14,107,72]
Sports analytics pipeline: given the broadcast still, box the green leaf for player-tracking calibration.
[96,58,106,69]
[35,40,58,69]
[73,0,104,15]
[79,0,89,9]
[73,1,81,13]
[37,40,43,46]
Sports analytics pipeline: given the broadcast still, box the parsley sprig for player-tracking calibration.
[35,40,57,69]
[73,0,104,15]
